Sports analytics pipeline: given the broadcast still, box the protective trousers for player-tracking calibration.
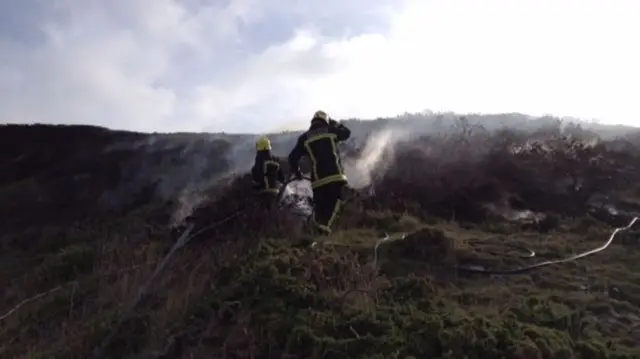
[311,181,346,235]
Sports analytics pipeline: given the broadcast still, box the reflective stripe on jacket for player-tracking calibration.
[288,120,351,189]
[251,151,285,194]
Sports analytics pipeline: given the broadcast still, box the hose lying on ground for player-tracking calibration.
[92,222,195,359]
[88,177,637,356]
[370,216,639,275]
[287,177,638,274]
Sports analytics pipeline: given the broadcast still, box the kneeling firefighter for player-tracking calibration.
[252,136,285,209]
[288,110,351,235]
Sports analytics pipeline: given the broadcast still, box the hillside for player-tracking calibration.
[1,115,640,359]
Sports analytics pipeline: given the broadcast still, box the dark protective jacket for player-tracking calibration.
[251,150,285,194]
[288,119,351,189]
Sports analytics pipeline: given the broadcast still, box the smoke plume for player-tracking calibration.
[343,127,409,189]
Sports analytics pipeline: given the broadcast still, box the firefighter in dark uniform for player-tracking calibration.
[288,110,351,235]
[251,136,285,209]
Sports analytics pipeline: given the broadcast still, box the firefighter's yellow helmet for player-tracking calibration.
[256,136,271,151]
[312,110,329,123]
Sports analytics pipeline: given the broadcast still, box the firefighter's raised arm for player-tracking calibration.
[328,119,351,142]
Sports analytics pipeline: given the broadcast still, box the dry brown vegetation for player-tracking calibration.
[1,120,640,359]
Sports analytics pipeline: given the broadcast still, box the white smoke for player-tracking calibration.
[343,127,409,189]
[99,133,260,226]
[95,122,409,226]
[167,135,261,226]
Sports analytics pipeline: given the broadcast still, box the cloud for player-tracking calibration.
[1,0,639,134]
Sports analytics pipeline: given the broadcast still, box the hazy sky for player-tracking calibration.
[1,0,638,133]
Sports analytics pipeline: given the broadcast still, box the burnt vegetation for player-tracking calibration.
[1,116,640,359]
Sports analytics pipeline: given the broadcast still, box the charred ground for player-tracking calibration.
[1,118,640,359]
